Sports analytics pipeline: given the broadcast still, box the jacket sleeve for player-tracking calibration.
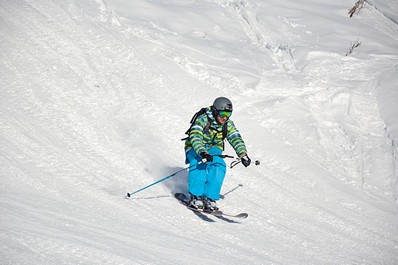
[226,121,247,157]
[188,114,208,155]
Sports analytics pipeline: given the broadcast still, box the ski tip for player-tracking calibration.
[210,211,248,219]
[238,213,249,219]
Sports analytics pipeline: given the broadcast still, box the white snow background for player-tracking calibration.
[1,0,398,264]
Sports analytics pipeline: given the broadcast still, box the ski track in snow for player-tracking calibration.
[1,0,398,264]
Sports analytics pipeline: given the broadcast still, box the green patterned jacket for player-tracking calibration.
[185,107,247,157]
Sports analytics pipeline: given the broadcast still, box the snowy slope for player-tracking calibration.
[1,0,398,264]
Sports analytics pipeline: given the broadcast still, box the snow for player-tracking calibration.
[1,0,398,264]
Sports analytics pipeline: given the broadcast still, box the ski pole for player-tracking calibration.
[125,155,259,198]
[230,158,261,168]
[212,154,260,168]
[214,154,234,159]
[125,156,230,198]
[209,154,261,168]
[126,165,193,198]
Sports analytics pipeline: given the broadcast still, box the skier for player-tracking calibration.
[184,97,251,211]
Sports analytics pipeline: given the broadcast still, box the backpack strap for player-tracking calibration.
[181,108,209,141]
[182,107,228,141]
[222,122,228,140]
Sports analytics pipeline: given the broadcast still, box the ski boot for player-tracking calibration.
[188,194,204,210]
[204,197,219,212]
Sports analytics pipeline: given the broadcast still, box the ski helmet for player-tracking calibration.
[213,97,233,112]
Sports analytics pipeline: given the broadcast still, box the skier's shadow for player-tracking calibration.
[162,166,189,196]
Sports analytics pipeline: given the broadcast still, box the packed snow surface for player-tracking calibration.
[1,0,398,264]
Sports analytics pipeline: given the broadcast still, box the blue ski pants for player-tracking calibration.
[185,147,226,200]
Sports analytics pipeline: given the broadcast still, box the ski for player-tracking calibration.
[174,193,248,219]
[214,211,248,219]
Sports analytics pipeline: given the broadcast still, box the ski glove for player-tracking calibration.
[240,154,251,167]
[200,152,213,163]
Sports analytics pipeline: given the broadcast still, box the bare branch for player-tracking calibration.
[348,0,366,18]
[346,38,361,56]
